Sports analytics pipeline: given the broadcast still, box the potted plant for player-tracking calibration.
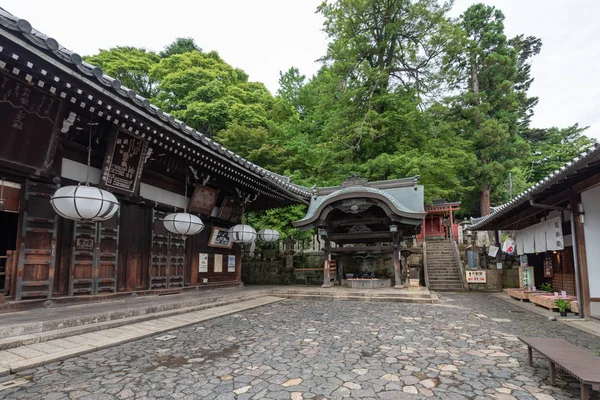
[540,282,553,292]
[554,298,571,317]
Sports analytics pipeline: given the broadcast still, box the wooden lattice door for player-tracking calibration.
[149,210,185,289]
[15,180,58,301]
[70,213,119,295]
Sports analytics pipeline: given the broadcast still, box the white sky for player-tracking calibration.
[3,0,600,140]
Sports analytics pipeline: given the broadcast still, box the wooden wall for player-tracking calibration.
[552,247,576,296]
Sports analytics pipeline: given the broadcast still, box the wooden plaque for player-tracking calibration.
[76,238,94,251]
[518,266,535,288]
[101,129,147,194]
[0,71,61,170]
[544,258,554,278]
[218,196,245,222]
[189,184,219,215]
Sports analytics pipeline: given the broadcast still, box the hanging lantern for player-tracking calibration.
[50,185,119,221]
[257,228,280,243]
[229,224,256,244]
[163,212,204,239]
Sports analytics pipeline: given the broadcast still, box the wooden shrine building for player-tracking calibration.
[0,8,312,302]
[416,199,461,242]
[293,175,426,288]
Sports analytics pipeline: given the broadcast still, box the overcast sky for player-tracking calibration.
[4,0,599,140]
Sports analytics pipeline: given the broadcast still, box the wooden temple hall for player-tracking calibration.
[0,9,312,301]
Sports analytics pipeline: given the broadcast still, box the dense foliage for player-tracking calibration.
[84,2,595,236]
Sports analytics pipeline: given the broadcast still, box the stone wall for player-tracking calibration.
[241,259,286,285]
[467,269,520,291]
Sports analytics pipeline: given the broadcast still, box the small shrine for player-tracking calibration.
[293,175,426,288]
[416,199,461,242]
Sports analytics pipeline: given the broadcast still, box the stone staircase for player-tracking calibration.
[425,240,466,291]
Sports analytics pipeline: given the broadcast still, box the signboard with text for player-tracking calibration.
[466,270,487,283]
[101,129,147,194]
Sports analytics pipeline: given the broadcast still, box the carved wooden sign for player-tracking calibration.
[76,238,94,251]
[0,71,61,169]
[101,129,147,194]
[218,196,244,223]
[189,184,219,215]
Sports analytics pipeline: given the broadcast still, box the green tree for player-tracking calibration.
[277,67,306,112]
[160,37,202,58]
[150,51,274,135]
[526,124,595,182]
[84,47,160,98]
[442,4,533,216]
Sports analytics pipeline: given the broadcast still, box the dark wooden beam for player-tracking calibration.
[329,218,390,228]
[325,246,394,254]
[328,231,392,243]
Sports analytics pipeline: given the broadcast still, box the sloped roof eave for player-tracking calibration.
[470,143,600,230]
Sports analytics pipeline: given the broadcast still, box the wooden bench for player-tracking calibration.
[520,337,600,399]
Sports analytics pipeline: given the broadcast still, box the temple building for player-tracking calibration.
[416,199,461,242]
[293,175,426,288]
[0,8,311,301]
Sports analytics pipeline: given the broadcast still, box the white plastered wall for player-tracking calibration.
[581,184,600,299]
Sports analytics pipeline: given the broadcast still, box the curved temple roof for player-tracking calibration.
[0,7,311,202]
[293,176,427,228]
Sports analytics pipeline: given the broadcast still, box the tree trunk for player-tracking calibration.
[480,187,491,216]
[471,61,479,94]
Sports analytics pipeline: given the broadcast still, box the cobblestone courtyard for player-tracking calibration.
[2,293,599,400]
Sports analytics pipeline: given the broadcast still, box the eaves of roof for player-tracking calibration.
[470,143,600,230]
[0,7,311,202]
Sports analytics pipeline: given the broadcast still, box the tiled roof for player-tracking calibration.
[470,143,600,230]
[0,7,311,200]
[296,184,426,226]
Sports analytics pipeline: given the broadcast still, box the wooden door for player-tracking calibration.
[69,220,96,295]
[69,213,119,295]
[149,210,185,289]
[15,180,58,300]
[96,213,119,293]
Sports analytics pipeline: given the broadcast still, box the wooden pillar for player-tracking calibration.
[571,190,591,318]
[235,245,242,285]
[393,233,402,288]
[322,239,332,288]
[495,230,503,291]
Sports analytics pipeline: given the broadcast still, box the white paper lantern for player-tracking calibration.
[257,228,280,243]
[163,213,204,238]
[229,224,256,244]
[50,185,119,221]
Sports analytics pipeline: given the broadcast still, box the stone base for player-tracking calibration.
[408,279,420,291]
[342,279,391,289]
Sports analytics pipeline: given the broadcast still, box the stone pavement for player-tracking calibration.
[1,292,600,399]
[0,296,283,377]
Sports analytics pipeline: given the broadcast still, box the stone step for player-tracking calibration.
[273,293,439,304]
[429,286,467,292]
[428,279,462,284]
[271,289,432,299]
[0,292,269,350]
[427,264,458,267]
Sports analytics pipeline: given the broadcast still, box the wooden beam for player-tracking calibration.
[325,246,394,254]
[329,218,390,228]
[328,231,392,243]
